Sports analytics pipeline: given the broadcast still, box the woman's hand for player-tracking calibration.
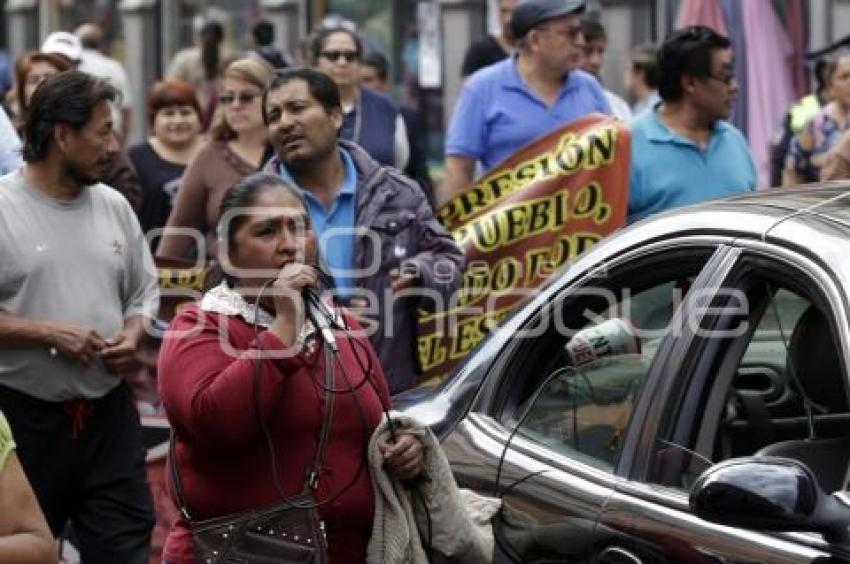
[380,433,425,481]
[268,264,318,347]
[271,264,318,316]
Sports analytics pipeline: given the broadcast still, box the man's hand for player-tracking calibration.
[98,329,141,375]
[389,268,419,293]
[47,322,106,367]
[379,433,425,481]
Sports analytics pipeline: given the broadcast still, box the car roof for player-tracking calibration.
[603,184,850,273]
[641,183,850,236]
[703,183,850,227]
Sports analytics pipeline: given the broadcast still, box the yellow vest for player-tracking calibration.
[789,94,821,133]
[0,411,14,471]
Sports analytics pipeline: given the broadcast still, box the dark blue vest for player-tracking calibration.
[339,87,398,167]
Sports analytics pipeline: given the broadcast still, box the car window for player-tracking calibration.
[507,279,690,472]
[652,278,850,495]
[714,289,810,455]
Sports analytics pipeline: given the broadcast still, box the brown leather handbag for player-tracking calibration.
[168,345,335,564]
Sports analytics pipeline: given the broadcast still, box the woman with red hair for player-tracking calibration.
[8,51,73,130]
[128,79,204,241]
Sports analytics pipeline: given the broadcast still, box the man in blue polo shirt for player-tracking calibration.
[443,0,610,202]
[629,26,756,223]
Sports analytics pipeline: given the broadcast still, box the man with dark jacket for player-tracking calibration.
[263,67,463,393]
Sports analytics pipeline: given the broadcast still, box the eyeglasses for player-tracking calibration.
[321,50,359,63]
[705,73,737,86]
[218,91,260,106]
[536,24,583,41]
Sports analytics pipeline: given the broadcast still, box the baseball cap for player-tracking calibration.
[510,0,587,39]
[40,31,82,64]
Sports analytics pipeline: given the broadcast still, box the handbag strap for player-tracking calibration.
[169,427,193,520]
[169,330,337,521]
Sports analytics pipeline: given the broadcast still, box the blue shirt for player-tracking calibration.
[0,107,21,175]
[629,108,757,223]
[278,148,357,297]
[445,57,611,170]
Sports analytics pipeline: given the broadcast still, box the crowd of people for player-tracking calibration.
[0,0,846,563]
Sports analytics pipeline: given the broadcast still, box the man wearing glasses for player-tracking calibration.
[628,26,756,223]
[443,0,610,202]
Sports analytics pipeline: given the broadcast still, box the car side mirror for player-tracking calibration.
[689,456,850,545]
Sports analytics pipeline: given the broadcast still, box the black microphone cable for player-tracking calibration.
[251,280,365,510]
[249,279,403,512]
[493,366,575,497]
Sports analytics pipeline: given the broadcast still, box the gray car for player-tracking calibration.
[398,186,850,563]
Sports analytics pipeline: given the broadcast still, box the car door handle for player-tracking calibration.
[596,546,643,564]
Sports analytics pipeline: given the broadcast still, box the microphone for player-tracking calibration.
[303,287,338,352]
[564,318,641,369]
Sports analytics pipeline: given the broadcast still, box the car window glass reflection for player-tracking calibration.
[511,280,688,471]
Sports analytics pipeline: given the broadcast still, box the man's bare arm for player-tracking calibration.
[441,155,476,204]
[0,313,105,366]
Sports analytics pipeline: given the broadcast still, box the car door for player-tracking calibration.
[596,240,850,563]
[439,238,738,563]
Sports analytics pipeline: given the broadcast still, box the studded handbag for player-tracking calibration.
[168,341,335,564]
[180,491,328,564]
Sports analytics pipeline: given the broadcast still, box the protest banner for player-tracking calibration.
[418,114,631,383]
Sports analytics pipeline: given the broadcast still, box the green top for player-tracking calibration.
[0,411,15,471]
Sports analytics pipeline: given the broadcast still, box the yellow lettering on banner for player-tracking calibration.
[452,187,612,254]
[451,317,484,360]
[453,189,571,253]
[458,264,491,307]
[587,128,617,168]
[452,231,607,310]
[158,268,206,290]
[458,256,521,307]
[449,306,515,359]
[492,257,521,294]
[523,233,602,285]
[440,127,618,225]
[524,246,558,284]
[418,334,447,372]
[572,182,612,224]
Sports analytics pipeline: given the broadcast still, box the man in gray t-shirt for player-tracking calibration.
[0,71,158,563]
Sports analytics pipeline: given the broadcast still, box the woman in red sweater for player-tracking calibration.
[157,173,424,563]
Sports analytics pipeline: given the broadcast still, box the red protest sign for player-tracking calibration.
[418,114,631,383]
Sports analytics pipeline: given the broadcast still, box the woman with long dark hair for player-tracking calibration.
[158,173,424,564]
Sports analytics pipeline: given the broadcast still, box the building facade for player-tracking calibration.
[2,0,846,150]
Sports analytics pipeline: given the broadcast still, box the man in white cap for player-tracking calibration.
[443,0,610,202]
[75,23,134,143]
[40,31,82,66]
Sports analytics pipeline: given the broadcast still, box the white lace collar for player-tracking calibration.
[200,283,318,347]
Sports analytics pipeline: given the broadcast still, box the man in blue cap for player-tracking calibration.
[443,0,610,201]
